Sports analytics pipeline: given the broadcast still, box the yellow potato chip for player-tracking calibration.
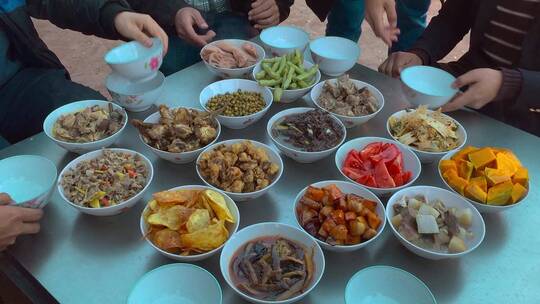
[147,205,193,230]
[186,209,210,233]
[153,190,197,206]
[180,220,229,252]
[203,190,235,223]
[153,229,183,251]
[149,199,159,211]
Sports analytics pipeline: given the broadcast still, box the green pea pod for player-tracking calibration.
[273,87,284,102]
[255,70,266,80]
[296,65,318,81]
[259,78,282,87]
[290,82,298,89]
[263,57,281,64]
[298,79,309,88]
[282,65,295,89]
[276,56,287,76]
[263,63,280,79]
[287,62,305,75]
[271,60,280,72]
[294,49,302,66]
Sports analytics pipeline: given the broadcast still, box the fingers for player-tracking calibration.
[249,0,274,18]
[143,18,169,55]
[441,92,471,112]
[254,15,279,29]
[379,56,395,76]
[181,19,210,47]
[201,30,216,43]
[384,0,398,28]
[20,222,41,235]
[250,8,274,21]
[452,70,481,89]
[192,10,208,29]
[15,207,43,222]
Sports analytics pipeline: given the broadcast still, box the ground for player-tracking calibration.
[32,0,469,97]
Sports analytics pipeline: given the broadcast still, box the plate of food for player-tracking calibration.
[386,186,485,260]
[132,105,221,164]
[196,139,283,202]
[294,180,385,252]
[58,149,153,216]
[267,108,346,163]
[387,106,467,163]
[140,185,239,262]
[439,146,529,213]
[43,100,127,154]
[310,75,384,128]
[200,39,265,79]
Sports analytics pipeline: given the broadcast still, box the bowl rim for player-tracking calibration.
[293,180,386,250]
[127,263,223,304]
[386,109,468,156]
[195,139,284,198]
[344,265,437,304]
[311,78,385,120]
[43,100,128,147]
[104,37,163,65]
[200,39,266,71]
[308,36,360,60]
[57,148,154,211]
[438,149,528,210]
[386,185,486,258]
[266,107,347,155]
[400,66,458,98]
[260,25,310,48]
[106,71,165,96]
[199,79,274,120]
[138,106,222,157]
[0,155,58,204]
[219,221,325,304]
[253,60,321,93]
[139,185,240,260]
[335,137,422,192]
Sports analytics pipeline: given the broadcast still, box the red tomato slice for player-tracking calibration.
[401,171,412,184]
[374,161,396,188]
[364,175,377,187]
[387,152,404,177]
[344,150,364,169]
[360,142,382,161]
[393,171,404,187]
[370,143,400,163]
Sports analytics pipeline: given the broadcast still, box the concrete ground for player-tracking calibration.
[33,0,468,97]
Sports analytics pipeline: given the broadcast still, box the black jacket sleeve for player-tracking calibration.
[126,0,190,33]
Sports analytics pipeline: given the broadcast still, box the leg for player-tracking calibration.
[160,35,202,76]
[210,12,256,41]
[392,0,431,52]
[325,0,365,42]
[0,68,104,144]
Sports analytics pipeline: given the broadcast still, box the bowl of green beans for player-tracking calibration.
[199,79,273,129]
[253,51,321,103]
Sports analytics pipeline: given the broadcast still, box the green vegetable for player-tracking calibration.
[297,65,319,81]
[262,63,279,79]
[282,65,295,89]
[255,70,266,80]
[273,88,283,102]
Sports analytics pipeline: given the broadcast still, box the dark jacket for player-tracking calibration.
[305,0,334,21]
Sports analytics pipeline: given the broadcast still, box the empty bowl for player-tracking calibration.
[400,66,458,109]
[345,266,436,304]
[104,37,163,81]
[0,155,57,209]
[266,107,346,163]
[140,185,240,262]
[309,36,360,76]
[260,25,310,57]
[128,263,222,304]
[220,222,325,304]
[43,100,128,154]
[311,78,384,128]
[201,39,265,79]
[199,79,273,129]
[106,71,165,112]
[386,186,485,260]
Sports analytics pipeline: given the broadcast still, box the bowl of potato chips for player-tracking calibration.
[140,185,240,262]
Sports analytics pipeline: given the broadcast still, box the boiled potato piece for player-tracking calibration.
[448,236,467,253]
[456,208,473,228]
[391,214,402,228]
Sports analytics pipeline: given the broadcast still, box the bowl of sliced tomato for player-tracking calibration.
[335,137,421,197]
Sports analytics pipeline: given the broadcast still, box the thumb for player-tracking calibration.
[130,25,153,47]
[192,10,208,29]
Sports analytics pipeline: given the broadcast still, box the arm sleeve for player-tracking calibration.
[514,69,540,110]
[126,0,190,33]
[276,0,294,22]
[26,0,133,40]
[408,0,475,64]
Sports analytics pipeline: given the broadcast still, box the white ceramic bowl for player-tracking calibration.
[220,222,325,304]
[386,186,486,260]
[345,266,436,304]
[438,150,528,213]
[200,79,273,129]
[104,37,163,82]
[128,263,222,304]
[387,109,467,163]
[139,107,221,164]
[106,71,164,112]
[196,139,284,202]
[266,107,346,163]
[294,180,385,252]
[260,26,310,57]
[335,137,422,197]
[201,39,265,79]
[140,185,240,262]
[400,66,458,109]
[43,100,128,154]
[0,155,57,209]
[253,60,321,103]
[311,78,384,128]
[309,36,360,76]
[58,149,154,216]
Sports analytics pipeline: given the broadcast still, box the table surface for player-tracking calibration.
[3,62,540,304]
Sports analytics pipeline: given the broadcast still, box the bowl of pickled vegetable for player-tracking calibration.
[200,79,273,129]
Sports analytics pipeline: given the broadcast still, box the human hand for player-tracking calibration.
[0,193,14,205]
[378,51,422,77]
[0,206,43,251]
[365,0,400,46]
[175,7,216,47]
[441,68,503,112]
[114,11,169,54]
[249,0,280,30]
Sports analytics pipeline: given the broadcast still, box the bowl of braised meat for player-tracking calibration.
[43,100,127,154]
[132,105,221,164]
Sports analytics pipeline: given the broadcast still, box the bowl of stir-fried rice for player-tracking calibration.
[58,148,154,216]
[387,106,467,163]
